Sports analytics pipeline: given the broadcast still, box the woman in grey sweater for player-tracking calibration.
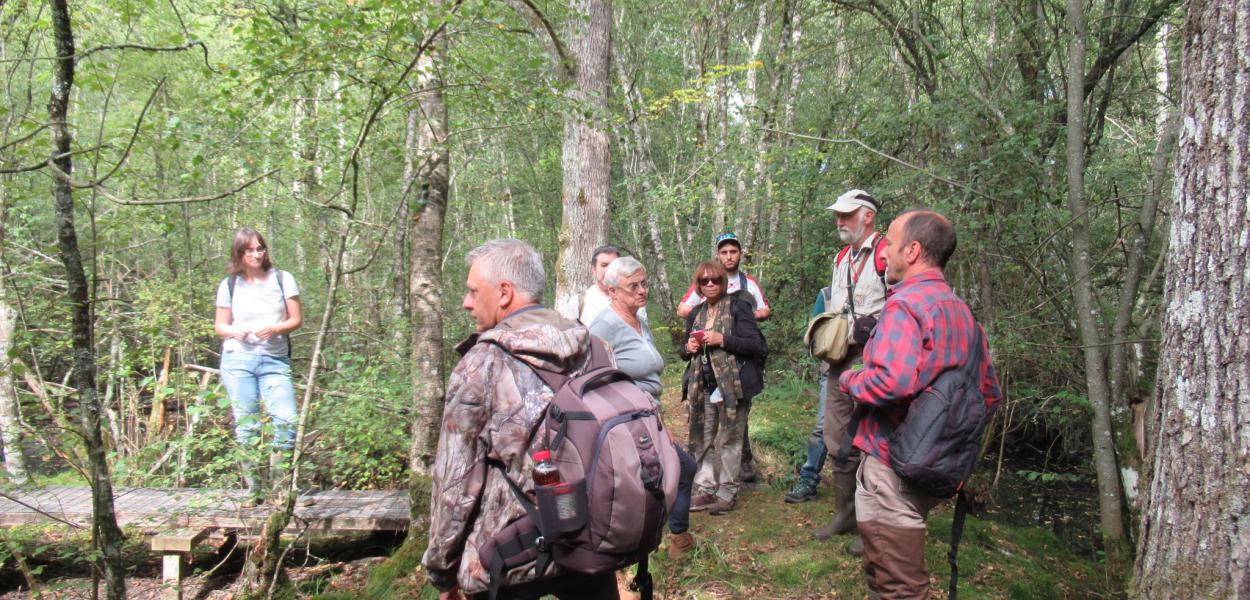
[587,256,697,558]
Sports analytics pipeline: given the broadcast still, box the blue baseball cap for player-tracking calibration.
[715,232,740,249]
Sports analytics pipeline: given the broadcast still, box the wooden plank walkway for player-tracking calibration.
[0,486,411,532]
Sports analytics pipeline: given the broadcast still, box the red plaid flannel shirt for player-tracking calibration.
[839,270,1002,464]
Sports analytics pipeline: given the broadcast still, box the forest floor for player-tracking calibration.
[0,370,1120,599]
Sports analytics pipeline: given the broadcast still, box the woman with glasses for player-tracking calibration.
[588,256,699,558]
[678,260,767,516]
[214,227,302,507]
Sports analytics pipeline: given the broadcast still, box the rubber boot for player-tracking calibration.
[240,460,264,508]
[847,536,864,557]
[860,520,931,600]
[814,471,857,540]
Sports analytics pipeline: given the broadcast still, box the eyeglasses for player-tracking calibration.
[698,277,722,286]
[622,281,649,293]
[244,247,267,255]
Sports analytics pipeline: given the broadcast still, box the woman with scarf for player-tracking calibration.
[679,260,767,515]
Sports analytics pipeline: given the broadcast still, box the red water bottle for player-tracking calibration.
[532,450,560,487]
[532,450,578,520]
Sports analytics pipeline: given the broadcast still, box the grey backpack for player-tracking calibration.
[478,339,680,599]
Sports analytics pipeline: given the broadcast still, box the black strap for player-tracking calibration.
[629,556,654,600]
[949,490,969,600]
[487,459,552,576]
[845,254,858,319]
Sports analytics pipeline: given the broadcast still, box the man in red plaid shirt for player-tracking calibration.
[839,209,1002,599]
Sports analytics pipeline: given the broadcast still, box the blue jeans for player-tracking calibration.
[668,446,697,534]
[798,373,829,483]
[220,351,297,451]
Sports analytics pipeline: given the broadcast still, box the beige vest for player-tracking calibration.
[829,231,888,321]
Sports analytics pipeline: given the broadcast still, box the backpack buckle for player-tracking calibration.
[534,535,549,552]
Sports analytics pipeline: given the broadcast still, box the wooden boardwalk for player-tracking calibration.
[0,486,411,533]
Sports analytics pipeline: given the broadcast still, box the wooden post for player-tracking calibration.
[151,528,213,600]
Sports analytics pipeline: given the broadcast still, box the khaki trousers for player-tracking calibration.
[822,346,865,474]
[693,400,747,500]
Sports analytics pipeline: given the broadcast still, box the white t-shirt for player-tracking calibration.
[580,284,647,325]
[679,272,769,312]
[216,270,299,356]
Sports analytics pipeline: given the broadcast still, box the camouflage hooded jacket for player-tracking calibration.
[421,306,595,594]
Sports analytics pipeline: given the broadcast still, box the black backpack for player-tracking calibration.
[887,328,993,498]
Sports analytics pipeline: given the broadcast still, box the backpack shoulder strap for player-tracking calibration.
[835,245,851,266]
[738,271,748,290]
[873,235,888,282]
[227,275,237,301]
[274,269,287,299]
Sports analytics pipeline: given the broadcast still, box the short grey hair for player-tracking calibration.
[465,239,546,303]
[603,256,646,288]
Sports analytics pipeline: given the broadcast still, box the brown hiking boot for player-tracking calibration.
[667,532,695,559]
[690,492,718,512]
[708,496,736,515]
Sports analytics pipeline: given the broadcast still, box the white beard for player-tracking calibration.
[838,225,863,244]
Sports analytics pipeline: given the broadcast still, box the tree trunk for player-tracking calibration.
[1108,24,1177,407]
[392,106,418,346]
[407,18,449,489]
[613,46,675,316]
[709,6,729,238]
[0,273,26,484]
[1064,0,1126,546]
[47,2,127,597]
[1133,0,1250,596]
[553,0,612,318]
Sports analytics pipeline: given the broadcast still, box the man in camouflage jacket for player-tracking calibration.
[422,239,619,600]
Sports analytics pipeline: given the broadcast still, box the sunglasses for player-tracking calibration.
[698,277,723,286]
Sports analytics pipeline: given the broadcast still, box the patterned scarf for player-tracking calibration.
[689,298,745,412]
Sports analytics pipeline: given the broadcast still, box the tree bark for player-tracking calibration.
[0,249,26,483]
[1133,0,1250,596]
[552,0,612,318]
[47,1,127,597]
[407,18,449,488]
[1064,0,1126,546]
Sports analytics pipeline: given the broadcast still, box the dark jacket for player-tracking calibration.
[679,293,768,399]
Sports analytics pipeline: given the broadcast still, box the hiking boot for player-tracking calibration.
[667,532,695,559]
[708,497,736,515]
[689,492,718,512]
[847,536,864,557]
[784,477,818,504]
